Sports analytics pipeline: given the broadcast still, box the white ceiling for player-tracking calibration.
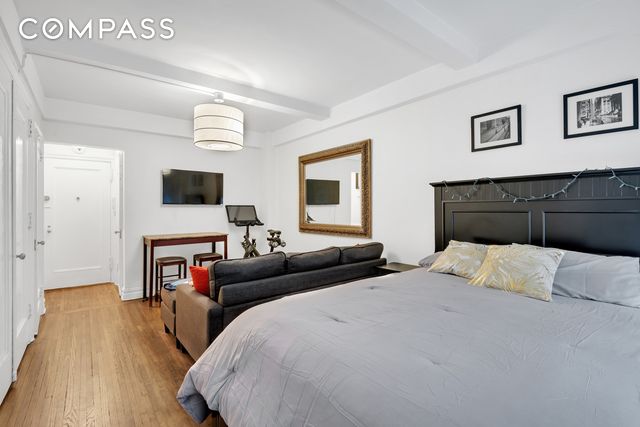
[415,0,598,55]
[13,0,606,133]
[33,56,301,131]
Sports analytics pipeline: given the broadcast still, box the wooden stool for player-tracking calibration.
[155,256,187,302]
[193,252,223,266]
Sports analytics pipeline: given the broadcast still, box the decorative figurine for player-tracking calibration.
[241,234,260,258]
[267,229,286,252]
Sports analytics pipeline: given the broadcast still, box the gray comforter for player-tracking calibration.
[177,269,640,426]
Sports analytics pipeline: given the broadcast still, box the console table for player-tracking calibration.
[142,232,228,306]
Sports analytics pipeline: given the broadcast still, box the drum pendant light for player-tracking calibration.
[194,96,244,151]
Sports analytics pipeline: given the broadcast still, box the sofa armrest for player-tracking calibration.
[175,285,223,360]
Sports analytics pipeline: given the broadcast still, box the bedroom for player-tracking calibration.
[0,0,639,426]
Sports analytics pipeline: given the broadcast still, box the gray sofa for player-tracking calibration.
[175,243,386,359]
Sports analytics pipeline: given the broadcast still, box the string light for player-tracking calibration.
[440,168,638,203]
[607,167,640,192]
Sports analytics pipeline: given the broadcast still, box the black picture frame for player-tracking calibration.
[471,105,522,152]
[563,79,638,139]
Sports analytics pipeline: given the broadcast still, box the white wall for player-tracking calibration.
[43,121,270,299]
[269,35,640,265]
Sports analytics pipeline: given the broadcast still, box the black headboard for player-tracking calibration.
[430,167,640,257]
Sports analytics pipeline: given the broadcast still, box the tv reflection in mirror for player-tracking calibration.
[162,169,223,205]
[306,179,340,205]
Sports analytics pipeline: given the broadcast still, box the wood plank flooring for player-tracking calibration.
[0,284,211,426]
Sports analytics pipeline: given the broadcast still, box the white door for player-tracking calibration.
[44,158,112,288]
[12,86,37,377]
[0,53,13,401]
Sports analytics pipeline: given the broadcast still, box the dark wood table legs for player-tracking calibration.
[143,242,147,301]
[142,241,157,306]
[148,245,155,306]
[142,233,228,306]
[211,241,228,259]
[210,241,228,259]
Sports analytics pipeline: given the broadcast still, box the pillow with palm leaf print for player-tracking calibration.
[427,240,488,279]
[468,244,565,302]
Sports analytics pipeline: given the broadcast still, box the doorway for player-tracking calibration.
[43,144,124,290]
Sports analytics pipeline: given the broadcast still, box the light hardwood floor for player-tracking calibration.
[0,284,211,426]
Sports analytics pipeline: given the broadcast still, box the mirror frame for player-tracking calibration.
[299,139,371,237]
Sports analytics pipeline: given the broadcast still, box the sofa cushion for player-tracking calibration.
[288,247,340,273]
[340,242,384,264]
[209,252,287,300]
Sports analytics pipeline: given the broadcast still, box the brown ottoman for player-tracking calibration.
[160,283,189,349]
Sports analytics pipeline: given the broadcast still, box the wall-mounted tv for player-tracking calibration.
[306,179,340,205]
[162,169,223,205]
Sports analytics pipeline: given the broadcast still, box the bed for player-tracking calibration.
[178,167,640,426]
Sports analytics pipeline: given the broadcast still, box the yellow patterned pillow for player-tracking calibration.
[427,240,488,279]
[468,244,565,302]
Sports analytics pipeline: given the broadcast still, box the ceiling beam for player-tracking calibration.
[23,38,330,119]
[42,97,265,148]
[333,0,479,68]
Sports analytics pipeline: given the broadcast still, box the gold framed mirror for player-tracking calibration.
[299,139,371,237]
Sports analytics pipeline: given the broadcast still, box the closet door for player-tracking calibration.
[0,57,12,401]
[12,84,36,378]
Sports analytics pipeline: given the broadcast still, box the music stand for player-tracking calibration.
[225,205,264,257]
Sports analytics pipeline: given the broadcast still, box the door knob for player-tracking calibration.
[16,253,26,260]
[36,241,45,246]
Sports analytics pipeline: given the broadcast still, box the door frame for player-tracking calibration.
[33,123,44,322]
[112,150,125,288]
[43,144,125,293]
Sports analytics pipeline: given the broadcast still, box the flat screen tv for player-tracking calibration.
[306,179,340,205]
[162,169,223,205]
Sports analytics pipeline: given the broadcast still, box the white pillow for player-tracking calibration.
[553,250,640,308]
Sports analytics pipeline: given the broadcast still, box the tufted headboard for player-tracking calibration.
[430,167,640,257]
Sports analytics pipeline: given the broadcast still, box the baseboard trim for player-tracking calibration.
[120,288,143,301]
[38,296,46,316]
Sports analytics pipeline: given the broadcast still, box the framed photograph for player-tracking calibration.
[564,79,638,139]
[471,105,522,152]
